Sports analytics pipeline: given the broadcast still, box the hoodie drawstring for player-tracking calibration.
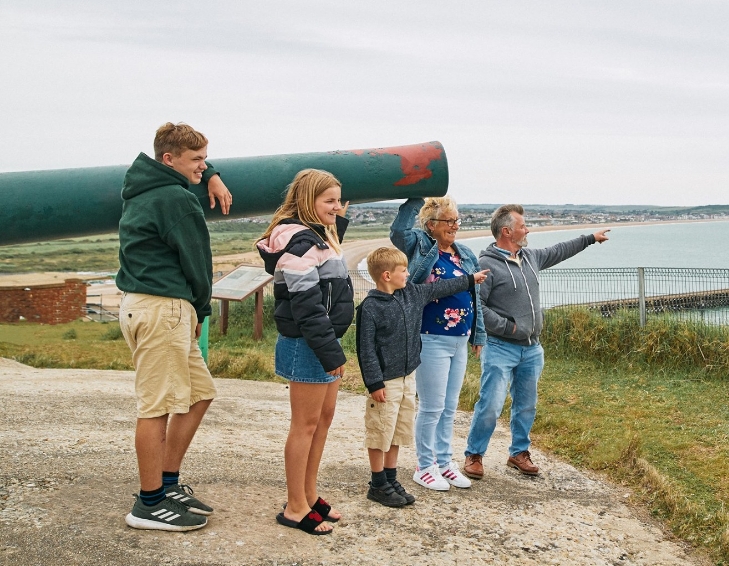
[504,256,517,290]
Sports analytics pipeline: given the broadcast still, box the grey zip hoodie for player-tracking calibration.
[356,274,476,393]
[478,235,597,346]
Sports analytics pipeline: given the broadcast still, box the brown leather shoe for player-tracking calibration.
[463,454,483,479]
[506,451,539,475]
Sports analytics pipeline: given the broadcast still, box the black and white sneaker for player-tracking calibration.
[125,495,207,531]
[165,483,214,516]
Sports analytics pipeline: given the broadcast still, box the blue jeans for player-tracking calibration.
[415,334,469,469]
[465,336,544,458]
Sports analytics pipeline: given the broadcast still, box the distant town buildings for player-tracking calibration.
[344,205,729,231]
[214,205,729,233]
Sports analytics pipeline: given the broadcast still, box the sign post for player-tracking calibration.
[211,265,273,340]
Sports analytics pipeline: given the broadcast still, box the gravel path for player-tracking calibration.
[0,358,710,566]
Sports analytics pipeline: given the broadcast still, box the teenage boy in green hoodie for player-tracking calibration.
[118,122,231,531]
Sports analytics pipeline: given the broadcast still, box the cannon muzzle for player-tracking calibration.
[1,141,448,245]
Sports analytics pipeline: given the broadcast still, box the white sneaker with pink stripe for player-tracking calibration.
[439,461,472,488]
[412,464,450,491]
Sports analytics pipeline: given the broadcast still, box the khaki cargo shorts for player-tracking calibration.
[364,373,416,451]
[119,293,216,418]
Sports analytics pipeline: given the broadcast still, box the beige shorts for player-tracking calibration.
[364,373,416,451]
[119,293,216,419]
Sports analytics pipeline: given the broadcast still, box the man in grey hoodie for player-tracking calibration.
[463,204,609,478]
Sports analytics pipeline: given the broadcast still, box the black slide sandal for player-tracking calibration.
[312,497,340,523]
[283,498,340,523]
[276,510,332,535]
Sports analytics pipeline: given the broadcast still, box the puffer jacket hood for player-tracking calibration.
[257,219,331,276]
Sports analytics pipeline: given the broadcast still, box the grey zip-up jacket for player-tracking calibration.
[478,235,597,346]
[356,274,476,393]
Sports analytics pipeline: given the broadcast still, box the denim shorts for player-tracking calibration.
[275,335,340,384]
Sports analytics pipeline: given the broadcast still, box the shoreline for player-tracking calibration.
[0,218,723,286]
[457,216,725,241]
[347,217,725,271]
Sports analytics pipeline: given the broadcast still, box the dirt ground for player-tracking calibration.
[0,358,711,566]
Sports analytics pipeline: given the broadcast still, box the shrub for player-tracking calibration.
[100,324,124,341]
[542,307,729,376]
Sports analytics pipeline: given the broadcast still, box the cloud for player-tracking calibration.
[1,0,727,205]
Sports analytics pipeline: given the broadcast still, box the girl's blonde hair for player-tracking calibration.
[417,196,459,236]
[259,169,343,252]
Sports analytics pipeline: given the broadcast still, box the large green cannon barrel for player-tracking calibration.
[0,141,448,245]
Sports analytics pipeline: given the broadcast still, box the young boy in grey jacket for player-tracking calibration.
[356,247,488,507]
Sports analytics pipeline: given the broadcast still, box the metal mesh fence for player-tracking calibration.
[260,268,729,326]
[541,267,729,325]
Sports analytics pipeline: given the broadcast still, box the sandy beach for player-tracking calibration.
[217,216,724,274]
[0,217,722,307]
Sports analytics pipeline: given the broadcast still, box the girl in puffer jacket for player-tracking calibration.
[256,169,353,536]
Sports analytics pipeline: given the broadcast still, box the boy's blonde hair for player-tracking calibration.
[153,122,208,161]
[417,196,459,236]
[259,168,343,252]
[367,247,408,282]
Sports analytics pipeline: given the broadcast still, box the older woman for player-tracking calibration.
[390,197,486,491]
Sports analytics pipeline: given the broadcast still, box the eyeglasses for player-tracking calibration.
[430,218,462,227]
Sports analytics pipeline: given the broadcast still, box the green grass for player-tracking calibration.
[0,222,394,273]
[459,307,729,563]
[527,357,729,561]
[0,235,122,273]
[0,320,132,370]
[204,295,282,382]
[543,306,729,375]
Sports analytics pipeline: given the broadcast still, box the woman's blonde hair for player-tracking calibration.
[417,196,459,236]
[259,168,343,252]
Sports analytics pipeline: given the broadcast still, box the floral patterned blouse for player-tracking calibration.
[420,250,474,336]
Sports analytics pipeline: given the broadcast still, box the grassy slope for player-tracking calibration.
[0,223,394,274]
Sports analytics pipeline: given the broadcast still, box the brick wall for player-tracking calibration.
[0,279,87,324]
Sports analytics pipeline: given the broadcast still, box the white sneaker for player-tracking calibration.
[439,461,472,489]
[413,464,450,491]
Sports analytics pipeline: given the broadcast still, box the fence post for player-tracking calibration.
[638,267,646,327]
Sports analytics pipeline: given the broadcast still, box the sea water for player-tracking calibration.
[460,220,729,269]
[459,220,729,324]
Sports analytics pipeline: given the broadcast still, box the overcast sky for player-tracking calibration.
[2,1,728,206]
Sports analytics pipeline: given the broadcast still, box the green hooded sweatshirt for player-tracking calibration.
[117,152,215,322]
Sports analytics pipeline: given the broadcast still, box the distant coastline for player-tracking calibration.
[350,217,729,270]
[457,216,728,241]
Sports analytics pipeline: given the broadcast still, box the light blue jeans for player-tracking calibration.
[415,334,469,469]
[465,336,544,458]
